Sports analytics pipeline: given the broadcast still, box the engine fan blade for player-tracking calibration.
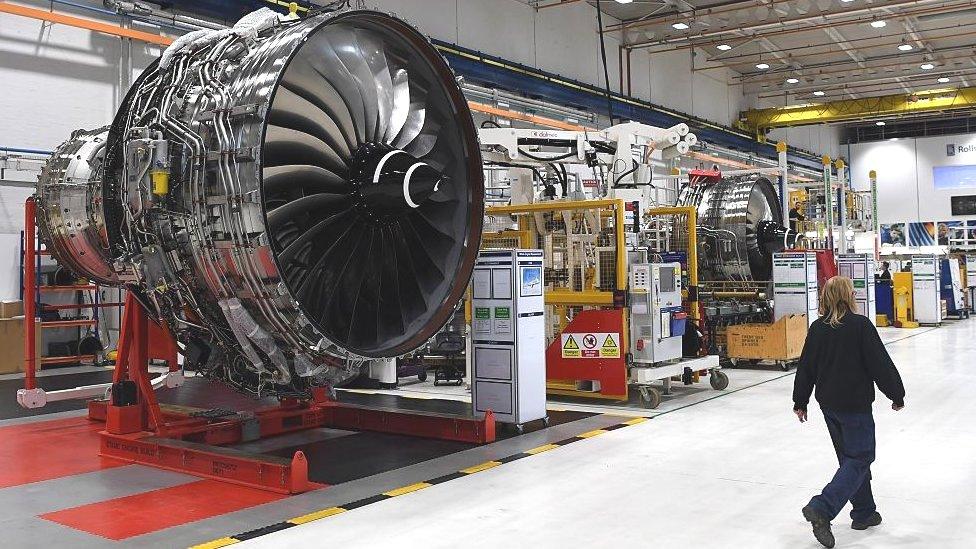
[276,210,355,268]
[323,27,381,143]
[263,165,351,196]
[266,193,351,231]
[386,68,410,144]
[268,85,353,161]
[280,54,362,151]
[264,125,349,176]
[353,28,394,145]
[305,32,370,146]
[376,225,405,339]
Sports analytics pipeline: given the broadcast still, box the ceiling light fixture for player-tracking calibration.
[672,22,690,30]
[920,63,935,70]
[813,91,826,96]
[756,62,770,70]
[716,43,732,51]
[876,121,886,126]
[870,20,887,28]
[614,0,634,4]
[786,77,800,84]
[898,41,913,51]
[938,76,950,83]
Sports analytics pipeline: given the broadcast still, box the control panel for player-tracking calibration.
[629,262,685,364]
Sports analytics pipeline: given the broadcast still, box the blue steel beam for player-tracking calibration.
[433,40,823,172]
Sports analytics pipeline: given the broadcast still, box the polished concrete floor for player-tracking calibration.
[241,320,975,549]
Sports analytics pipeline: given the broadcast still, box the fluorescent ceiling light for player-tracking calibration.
[786,77,800,84]
[870,20,887,28]
[672,22,690,30]
[756,62,770,70]
[876,121,886,126]
[938,76,951,83]
[920,63,935,70]
[716,44,732,51]
[841,0,854,2]
[614,0,634,3]
[898,42,913,51]
[813,91,826,96]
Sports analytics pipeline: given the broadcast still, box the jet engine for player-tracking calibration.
[36,9,484,397]
[676,175,795,281]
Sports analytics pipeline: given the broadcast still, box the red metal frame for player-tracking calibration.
[25,197,495,494]
[88,295,494,494]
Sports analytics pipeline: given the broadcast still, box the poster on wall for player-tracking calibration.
[908,222,937,246]
[937,221,965,245]
[933,164,976,190]
[880,223,906,246]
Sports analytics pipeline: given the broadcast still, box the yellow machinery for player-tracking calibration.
[892,272,919,329]
[482,199,629,399]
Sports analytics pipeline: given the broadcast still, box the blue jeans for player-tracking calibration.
[809,410,877,522]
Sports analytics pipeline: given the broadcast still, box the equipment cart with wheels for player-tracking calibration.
[627,263,730,409]
[630,355,725,409]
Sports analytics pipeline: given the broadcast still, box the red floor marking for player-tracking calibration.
[0,416,124,488]
[41,479,287,540]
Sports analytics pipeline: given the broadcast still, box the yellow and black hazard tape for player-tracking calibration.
[191,416,649,548]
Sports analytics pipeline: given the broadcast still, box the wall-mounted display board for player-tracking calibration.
[881,220,976,249]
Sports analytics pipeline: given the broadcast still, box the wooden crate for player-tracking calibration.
[726,314,808,361]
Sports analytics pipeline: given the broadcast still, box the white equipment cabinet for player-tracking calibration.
[773,251,819,327]
[838,253,876,325]
[967,255,976,312]
[471,250,547,431]
[911,254,942,325]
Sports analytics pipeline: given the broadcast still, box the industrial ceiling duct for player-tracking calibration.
[36,9,484,397]
[676,175,794,281]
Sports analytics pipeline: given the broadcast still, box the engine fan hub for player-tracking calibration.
[352,142,446,220]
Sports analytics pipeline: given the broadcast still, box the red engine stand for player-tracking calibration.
[91,296,495,494]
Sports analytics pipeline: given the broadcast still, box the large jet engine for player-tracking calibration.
[36,9,484,398]
[676,175,795,281]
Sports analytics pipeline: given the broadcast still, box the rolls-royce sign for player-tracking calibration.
[947,143,976,156]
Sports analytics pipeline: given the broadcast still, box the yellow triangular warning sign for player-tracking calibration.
[564,335,579,350]
[602,334,618,349]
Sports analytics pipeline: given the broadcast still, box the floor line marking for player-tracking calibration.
[383,482,432,497]
[189,415,650,548]
[287,507,346,525]
[460,461,502,474]
[524,443,560,455]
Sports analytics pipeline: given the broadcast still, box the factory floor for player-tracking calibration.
[0,319,972,548]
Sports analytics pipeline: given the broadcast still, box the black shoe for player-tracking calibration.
[852,511,882,530]
[802,505,836,548]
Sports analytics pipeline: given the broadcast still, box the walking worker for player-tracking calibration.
[793,275,906,548]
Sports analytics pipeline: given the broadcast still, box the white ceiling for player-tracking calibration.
[527,0,976,104]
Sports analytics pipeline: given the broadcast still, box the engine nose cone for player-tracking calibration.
[353,142,446,219]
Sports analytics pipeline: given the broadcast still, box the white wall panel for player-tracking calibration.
[648,48,692,114]
[850,134,976,224]
[456,0,536,68]
[849,139,920,224]
[0,13,121,150]
[367,0,459,42]
[767,125,841,158]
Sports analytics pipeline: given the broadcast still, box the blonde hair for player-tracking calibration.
[819,276,856,327]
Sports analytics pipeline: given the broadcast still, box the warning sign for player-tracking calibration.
[561,332,621,359]
[562,334,581,358]
[601,334,619,358]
